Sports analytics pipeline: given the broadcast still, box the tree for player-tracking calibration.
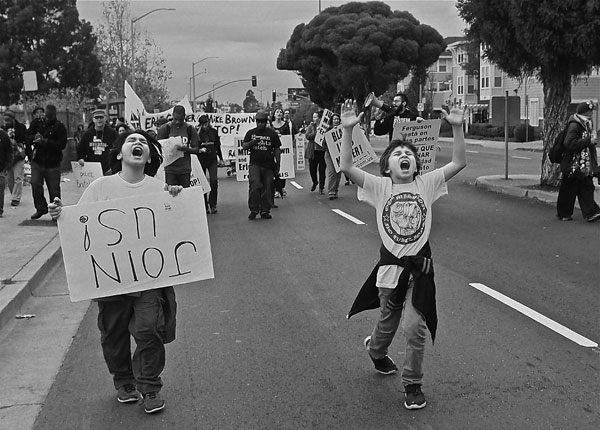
[457,0,600,187]
[277,1,446,109]
[94,0,172,111]
[0,0,102,105]
[242,89,259,113]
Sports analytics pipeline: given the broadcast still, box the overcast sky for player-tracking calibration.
[76,0,466,106]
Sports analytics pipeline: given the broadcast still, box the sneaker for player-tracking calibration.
[31,210,48,220]
[117,384,139,403]
[248,211,258,220]
[328,194,337,200]
[210,207,218,214]
[586,212,600,222]
[404,384,427,410]
[319,188,324,195]
[310,184,317,192]
[275,191,281,198]
[260,211,272,219]
[557,215,573,221]
[143,392,165,414]
[364,336,398,375]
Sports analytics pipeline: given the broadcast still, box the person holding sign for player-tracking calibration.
[49,130,183,414]
[305,111,326,194]
[242,110,281,220]
[77,109,118,175]
[342,100,467,411]
[324,113,342,200]
[371,93,422,142]
[197,115,224,214]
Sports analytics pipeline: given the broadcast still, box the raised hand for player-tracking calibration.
[440,105,468,127]
[341,99,363,128]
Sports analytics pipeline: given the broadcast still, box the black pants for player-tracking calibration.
[97,289,166,395]
[309,151,326,190]
[556,174,600,219]
[30,162,61,213]
[165,171,191,188]
[248,164,274,213]
[201,160,218,209]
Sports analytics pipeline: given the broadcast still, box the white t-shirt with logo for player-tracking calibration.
[79,174,166,204]
[357,169,447,288]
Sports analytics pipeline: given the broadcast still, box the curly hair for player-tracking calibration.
[109,129,163,177]
[379,139,421,179]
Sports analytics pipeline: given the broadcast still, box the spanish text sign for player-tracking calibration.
[58,187,214,302]
[392,120,441,173]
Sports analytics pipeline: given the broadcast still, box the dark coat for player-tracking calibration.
[560,115,598,177]
[26,118,68,168]
[0,129,13,171]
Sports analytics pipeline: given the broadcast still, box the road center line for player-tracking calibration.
[469,283,597,348]
[466,150,479,154]
[290,181,303,189]
[332,209,365,225]
[512,156,532,160]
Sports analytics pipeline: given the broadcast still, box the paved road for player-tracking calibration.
[19,145,599,430]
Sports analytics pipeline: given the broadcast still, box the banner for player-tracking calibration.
[70,162,103,189]
[124,80,146,130]
[392,119,441,173]
[57,187,214,302]
[314,108,334,147]
[324,125,377,172]
[235,137,249,181]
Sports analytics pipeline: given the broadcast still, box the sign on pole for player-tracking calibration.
[57,187,214,302]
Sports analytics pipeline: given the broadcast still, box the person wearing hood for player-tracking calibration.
[556,101,600,222]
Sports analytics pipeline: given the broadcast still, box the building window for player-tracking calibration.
[457,52,467,64]
[439,81,451,91]
[481,66,490,89]
[494,71,503,87]
[438,58,448,72]
[457,76,464,95]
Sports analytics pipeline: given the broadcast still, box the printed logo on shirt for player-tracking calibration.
[381,192,426,244]
[393,117,411,124]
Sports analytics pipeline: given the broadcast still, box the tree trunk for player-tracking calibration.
[541,75,571,187]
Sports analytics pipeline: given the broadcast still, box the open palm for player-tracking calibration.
[441,106,467,126]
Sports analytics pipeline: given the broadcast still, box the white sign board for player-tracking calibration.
[235,137,249,181]
[155,155,211,194]
[324,125,377,172]
[70,162,103,189]
[278,134,295,180]
[58,187,214,302]
[314,109,333,147]
[392,119,441,173]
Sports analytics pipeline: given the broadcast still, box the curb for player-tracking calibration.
[474,174,560,207]
[0,235,62,330]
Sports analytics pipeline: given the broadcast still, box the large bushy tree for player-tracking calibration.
[277,1,446,109]
[0,0,101,105]
[457,0,600,187]
[94,0,171,111]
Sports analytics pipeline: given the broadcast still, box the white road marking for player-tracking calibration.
[290,181,303,189]
[469,283,597,348]
[332,209,365,225]
[512,156,532,160]
[466,150,479,154]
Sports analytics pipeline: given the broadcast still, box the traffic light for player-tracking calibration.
[272,89,277,103]
[251,75,257,87]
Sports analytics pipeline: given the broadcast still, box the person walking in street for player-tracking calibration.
[0,127,13,218]
[556,101,600,222]
[271,107,293,200]
[242,110,281,220]
[197,114,223,214]
[77,109,118,175]
[25,104,67,220]
[325,112,342,200]
[342,99,467,410]
[372,93,421,142]
[305,111,326,194]
[2,110,27,207]
[49,130,183,414]
[157,105,199,188]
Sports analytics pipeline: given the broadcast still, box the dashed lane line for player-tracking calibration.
[512,155,532,160]
[290,181,303,189]
[469,283,597,348]
[332,209,365,225]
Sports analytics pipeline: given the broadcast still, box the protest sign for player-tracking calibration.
[314,108,333,147]
[235,137,249,181]
[58,187,214,302]
[70,162,103,189]
[154,154,210,194]
[295,133,305,171]
[159,136,185,167]
[324,125,377,172]
[392,119,441,173]
[278,134,295,179]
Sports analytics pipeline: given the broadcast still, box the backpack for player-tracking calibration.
[549,123,568,163]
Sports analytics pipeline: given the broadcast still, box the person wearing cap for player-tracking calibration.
[556,100,600,222]
[242,110,281,220]
[77,109,118,175]
[2,110,27,207]
[157,105,199,188]
[197,114,223,214]
[25,105,68,220]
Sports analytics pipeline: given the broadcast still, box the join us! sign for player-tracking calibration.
[57,187,214,302]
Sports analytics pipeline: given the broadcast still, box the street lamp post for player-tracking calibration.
[131,7,175,92]
[192,57,218,112]
[212,80,225,100]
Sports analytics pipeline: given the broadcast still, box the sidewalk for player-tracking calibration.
[0,170,84,330]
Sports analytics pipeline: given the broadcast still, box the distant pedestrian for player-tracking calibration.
[556,101,600,222]
[242,110,281,220]
[157,105,199,188]
[0,128,13,218]
[2,110,27,207]
[25,105,67,220]
[324,113,342,200]
[77,109,118,175]
[271,108,294,200]
[49,130,183,414]
[197,114,223,214]
[343,100,467,410]
[305,111,326,194]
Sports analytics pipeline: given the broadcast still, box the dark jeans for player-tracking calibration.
[97,289,166,395]
[30,162,61,213]
[309,151,326,190]
[248,164,274,213]
[201,160,218,209]
[557,174,600,219]
[165,171,191,188]
[0,171,5,214]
